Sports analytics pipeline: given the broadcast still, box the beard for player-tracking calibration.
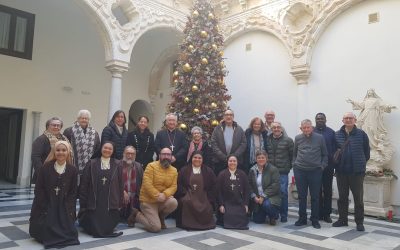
[160,159,171,168]
[124,159,133,165]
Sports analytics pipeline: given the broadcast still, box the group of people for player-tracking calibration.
[29,108,370,248]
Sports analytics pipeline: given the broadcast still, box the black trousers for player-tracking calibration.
[336,173,364,224]
[319,167,334,218]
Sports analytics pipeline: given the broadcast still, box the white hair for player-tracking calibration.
[165,113,177,121]
[191,126,203,134]
[301,119,312,126]
[77,109,91,119]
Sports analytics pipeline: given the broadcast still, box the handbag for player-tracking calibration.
[333,138,350,164]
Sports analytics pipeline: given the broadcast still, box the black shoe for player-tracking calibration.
[312,221,321,229]
[356,224,365,231]
[280,217,288,223]
[295,219,307,226]
[332,220,348,227]
[323,216,332,223]
[269,218,277,226]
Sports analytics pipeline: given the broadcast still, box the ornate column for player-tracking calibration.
[105,60,129,120]
[291,65,311,123]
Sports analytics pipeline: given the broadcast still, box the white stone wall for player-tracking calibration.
[309,0,400,211]
[224,31,299,137]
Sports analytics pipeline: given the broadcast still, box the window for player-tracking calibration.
[0,4,35,60]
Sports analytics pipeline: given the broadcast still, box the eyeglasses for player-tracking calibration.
[343,117,355,120]
[160,153,172,156]
[224,113,233,116]
[50,124,61,127]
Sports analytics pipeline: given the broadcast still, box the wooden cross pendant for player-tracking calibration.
[54,186,60,196]
[101,176,107,185]
[230,183,235,191]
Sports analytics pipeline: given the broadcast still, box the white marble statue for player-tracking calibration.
[347,89,397,173]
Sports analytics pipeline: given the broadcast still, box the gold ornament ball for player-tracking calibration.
[200,30,208,38]
[193,108,200,114]
[219,51,224,57]
[191,85,199,91]
[173,79,178,84]
[208,13,214,20]
[220,61,225,67]
[180,123,187,130]
[192,10,199,18]
[218,79,224,85]
[183,63,192,72]
[173,71,179,77]
[211,120,219,126]
[201,58,208,65]
[184,97,190,103]
[188,45,194,52]
[212,44,218,50]
[211,102,217,108]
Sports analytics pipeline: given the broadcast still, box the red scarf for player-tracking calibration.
[187,140,203,162]
[122,163,137,208]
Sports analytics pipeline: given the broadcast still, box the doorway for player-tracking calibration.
[128,100,153,132]
[0,107,23,183]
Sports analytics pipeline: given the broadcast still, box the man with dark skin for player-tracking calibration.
[314,113,337,223]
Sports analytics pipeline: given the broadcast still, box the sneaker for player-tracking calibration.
[356,224,365,231]
[323,216,332,223]
[332,220,348,227]
[269,218,277,226]
[312,221,321,229]
[295,219,307,226]
[280,217,288,223]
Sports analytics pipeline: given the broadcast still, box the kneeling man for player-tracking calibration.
[128,148,178,232]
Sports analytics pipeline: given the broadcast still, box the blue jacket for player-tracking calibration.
[335,125,370,174]
[314,126,337,168]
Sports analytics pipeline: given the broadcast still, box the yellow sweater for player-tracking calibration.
[139,161,178,203]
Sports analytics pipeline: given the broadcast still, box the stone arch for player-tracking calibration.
[73,0,116,62]
[222,15,291,57]
[296,0,364,67]
[128,100,153,132]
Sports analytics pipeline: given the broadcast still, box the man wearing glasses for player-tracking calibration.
[333,112,370,231]
[211,109,247,176]
[128,148,178,232]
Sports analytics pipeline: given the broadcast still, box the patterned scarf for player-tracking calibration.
[122,162,137,208]
[187,140,203,162]
[249,133,264,165]
[72,121,96,171]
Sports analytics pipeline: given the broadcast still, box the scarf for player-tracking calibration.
[72,121,96,171]
[187,140,203,162]
[122,162,137,208]
[249,132,264,164]
[43,130,72,161]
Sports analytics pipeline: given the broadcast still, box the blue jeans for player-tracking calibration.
[252,198,279,224]
[280,174,289,220]
[293,168,322,222]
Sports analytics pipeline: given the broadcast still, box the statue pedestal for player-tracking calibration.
[349,175,393,217]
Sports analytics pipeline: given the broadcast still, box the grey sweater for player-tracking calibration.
[293,132,328,171]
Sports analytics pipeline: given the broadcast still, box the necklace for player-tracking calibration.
[134,132,150,153]
[167,130,176,152]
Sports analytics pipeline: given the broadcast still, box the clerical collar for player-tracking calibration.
[54,161,66,174]
[229,169,237,180]
[192,166,201,174]
[101,157,110,170]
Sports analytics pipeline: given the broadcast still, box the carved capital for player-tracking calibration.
[290,65,310,85]
[105,60,129,78]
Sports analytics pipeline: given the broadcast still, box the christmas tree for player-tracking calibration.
[168,0,231,139]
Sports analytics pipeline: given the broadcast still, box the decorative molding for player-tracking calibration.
[105,59,129,78]
[290,64,311,85]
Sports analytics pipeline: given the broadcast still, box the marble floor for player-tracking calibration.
[1,184,400,250]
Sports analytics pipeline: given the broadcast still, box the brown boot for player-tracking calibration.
[159,213,167,229]
[127,208,139,227]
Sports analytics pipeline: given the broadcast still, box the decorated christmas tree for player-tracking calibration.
[168,0,231,139]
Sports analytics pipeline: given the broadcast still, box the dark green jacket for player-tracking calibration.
[248,163,281,207]
[266,134,294,175]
